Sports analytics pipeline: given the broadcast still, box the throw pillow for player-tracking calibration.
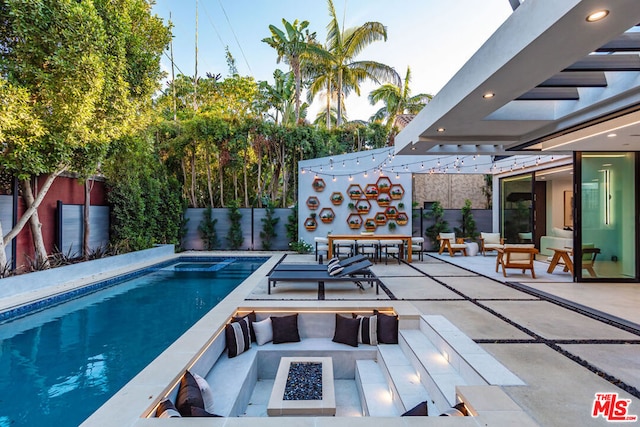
[327,257,340,267]
[402,400,429,416]
[271,314,301,344]
[176,371,205,417]
[439,402,468,416]
[189,406,222,417]
[374,310,399,344]
[328,263,344,276]
[225,316,251,358]
[332,314,360,347]
[232,311,257,342]
[156,398,181,418]
[353,314,378,345]
[192,373,214,414]
[253,317,273,345]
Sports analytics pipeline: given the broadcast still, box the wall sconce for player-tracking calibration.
[603,169,611,225]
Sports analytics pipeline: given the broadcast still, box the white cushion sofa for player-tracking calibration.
[539,227,573,256]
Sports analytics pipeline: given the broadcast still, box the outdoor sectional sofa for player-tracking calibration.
[145,307,538,423]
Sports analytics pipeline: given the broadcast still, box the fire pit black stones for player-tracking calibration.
[267,357,336,416]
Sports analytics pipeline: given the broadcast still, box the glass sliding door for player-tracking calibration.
[578,153,636,280]
[501,174,533,244]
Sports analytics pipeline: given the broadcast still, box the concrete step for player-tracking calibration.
[377,344,433,414]
[399,328,466,411]
[354,359,398,416]
[419,315,525,386]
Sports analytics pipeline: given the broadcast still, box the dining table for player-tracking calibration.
[326,234,413,262]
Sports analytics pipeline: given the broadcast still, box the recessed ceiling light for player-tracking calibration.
[607,133,617,138]
[436,127,445,132]
[411,146,416,150]
[586,10,609,22]
[602,163,612,166]
[483,92,495,99]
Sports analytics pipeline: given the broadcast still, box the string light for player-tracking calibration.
[348,174,353,181]
[363,171,368,178]
[332,175,336,182]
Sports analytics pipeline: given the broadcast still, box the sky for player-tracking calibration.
[151,0,513,122]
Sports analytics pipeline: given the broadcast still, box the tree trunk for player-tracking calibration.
[22,179,50,269]
[292,57,301,123]
[206,147,214,207]
[181,158,192,206]
[233,170,238,202]
[83,179,91,260]
[257,149,263,206]
[3,171,62,247]
[326,80,331,129]
[281,144,287,207]
[336,69,343,126]
[0,220,7,270]
[190,147,197,208]
[243,145,249,207]
[218,152,225,207]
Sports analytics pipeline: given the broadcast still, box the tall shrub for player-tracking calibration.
[198,207,218,250]
[226,199,244,250]
[425,201,450,251]
[454,199,478,240]
[260,198,279,250]
[285,204,298,243]
[105,135,186,252]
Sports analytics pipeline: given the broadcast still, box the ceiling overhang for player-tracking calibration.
[395,0,640,156]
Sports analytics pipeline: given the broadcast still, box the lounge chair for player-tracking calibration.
[438,233,467,257]
[271,255,367,272]
[496,244,538,278]
[267,260,379,295]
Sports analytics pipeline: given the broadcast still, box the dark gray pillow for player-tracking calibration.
[332,314,360,347]
[156,398,181,418]
[189,406,222,417]
[402,400,428,416]
[271,314,301,344]
[226,316,251,358]
[375,311,398,344]
[176,371,204,417]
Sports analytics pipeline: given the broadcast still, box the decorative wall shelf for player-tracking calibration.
[319,208,335,223]
[347,184,363,200]
[355,199,371,214]
[364,184,379,199]
[374,212,387,225]
[347,213,363,229]
[376,193,391,207]
[395,212,409,225]
[385,206,398,219]
[312,178,326,192]
[376,176,392,193]
[389,184,405,200]
[364,218,377,231]
[330,192,344,205]
[304,217,318,231]
[306,196,320,210]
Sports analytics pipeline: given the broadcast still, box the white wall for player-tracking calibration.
[298,148,413,244]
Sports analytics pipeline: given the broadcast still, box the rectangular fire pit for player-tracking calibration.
[267,357,335,416]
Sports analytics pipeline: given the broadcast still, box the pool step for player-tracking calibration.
[355,360,398,416]
[376,344,434,415]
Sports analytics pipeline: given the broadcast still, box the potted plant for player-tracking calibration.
[388,221,397,231]
[348,202,355,210]
[454,199,478,241]
[330,192,344,205]
[364,218,376,231]
[425,201,450,251]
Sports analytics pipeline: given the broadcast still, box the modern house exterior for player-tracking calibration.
[395,0,640,282]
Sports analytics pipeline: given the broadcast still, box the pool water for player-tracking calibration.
[0,258,265,427]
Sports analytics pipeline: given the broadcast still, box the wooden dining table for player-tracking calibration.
[326,234,413,262]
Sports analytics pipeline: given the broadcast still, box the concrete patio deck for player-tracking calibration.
[254,251,640,426]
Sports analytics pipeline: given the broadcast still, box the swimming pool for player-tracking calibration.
[0,257,266,427]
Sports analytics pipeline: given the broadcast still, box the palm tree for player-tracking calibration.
[368,66,432,132]
[324,0,400,127]
[262,19,328,123]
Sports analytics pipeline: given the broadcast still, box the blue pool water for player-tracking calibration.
[0,257,265,427]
